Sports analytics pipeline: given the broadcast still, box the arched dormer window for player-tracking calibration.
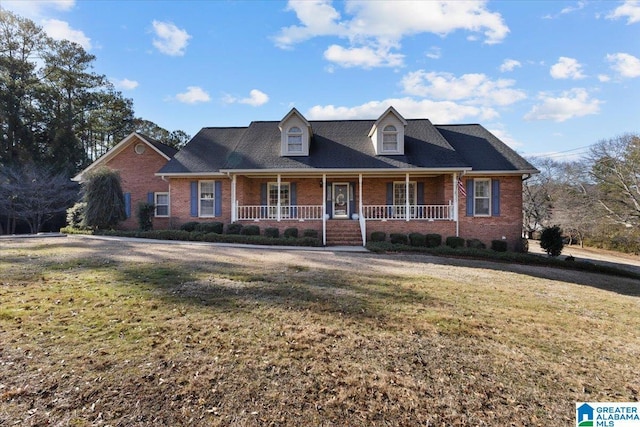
[287,126,303,152]
[382,125,398,152]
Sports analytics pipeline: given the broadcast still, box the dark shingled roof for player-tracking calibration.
[434,125,537,172]
[137,133,179,159]
[158,119,537,175]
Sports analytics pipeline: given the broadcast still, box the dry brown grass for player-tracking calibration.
[0,236,639,426]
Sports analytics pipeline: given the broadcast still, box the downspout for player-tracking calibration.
[322,174,327,246]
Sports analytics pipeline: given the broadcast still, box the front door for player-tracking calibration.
[332,183,349,218]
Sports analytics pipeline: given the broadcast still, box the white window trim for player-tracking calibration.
[473,178,491,217]
[286,127,303,153]
[382,125,399,153]
[199,180,216,218]
[393,181,416,205]
[154,192,169,217]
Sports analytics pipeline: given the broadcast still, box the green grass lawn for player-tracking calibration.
[1,237,639,426]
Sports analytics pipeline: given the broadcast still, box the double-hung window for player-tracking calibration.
[382,125,398,152]
[393,181,415,218]
[199,181,215,217]
[474,179,491,216]
[287,127,303,153]
[155,192,169,217]
[268,182,290,218]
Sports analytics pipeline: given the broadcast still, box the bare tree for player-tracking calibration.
[587,133,640,226]
[0,163,78,233]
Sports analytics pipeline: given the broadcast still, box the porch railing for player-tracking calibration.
[237,205,324,221]
[362,203,453,220]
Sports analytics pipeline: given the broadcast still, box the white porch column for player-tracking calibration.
[405,173,410,221]
[231,174,237,222]
[276,174,281,222]
[322,174,327,246]
[358,174,363,216]
[453,172,459,237]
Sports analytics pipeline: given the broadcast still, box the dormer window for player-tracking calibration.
[382,125,398,152]
[287,126,303,153]
[279,108,311,156]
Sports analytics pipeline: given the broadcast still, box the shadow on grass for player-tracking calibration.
[372,251,640,298]
[111,261,439,323]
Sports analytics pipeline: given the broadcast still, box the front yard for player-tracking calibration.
[1,236,638,426]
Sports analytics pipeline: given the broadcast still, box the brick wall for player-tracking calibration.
[104,137,171,230]
[166,174,524,248]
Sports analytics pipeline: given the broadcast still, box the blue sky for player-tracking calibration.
[4,0,640,160]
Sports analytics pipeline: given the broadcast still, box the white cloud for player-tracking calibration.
[152,20,191,56]
[524,88,601,122]
[598,74,611,82]
[275,0,509,69]
[307,98,499,123]
[175,86,211,104]
[499,59,521,72]
[543,1,586,19]
[400,70,526,106]
[42,19,92,50]
[607,52,640,78]
[222,89,270,107]
[550,57,585,79]
[607,0,640,24]
[426,46,441,59]
[324,44,403,68]
[1,0,74,19]
[112,78,139,90]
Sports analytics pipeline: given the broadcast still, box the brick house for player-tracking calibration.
[76,107,538,248]
[73,132,178,230]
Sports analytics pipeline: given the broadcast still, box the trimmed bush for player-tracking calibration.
[241,224,260,236]
[225,223,243,235]
[284,227,298,238]
[491,240,508,252]
[445,236,465,249]
[540,225,564,257]
[390,233,408,245]
[180,221,200,232]
[425,233,442,248]
[303,229,318,238]
[195,221,224,234]
[514,238,529,253]
[409,232,426,247]
[264,227,279,238]
[466,238,486,250]
[370,231,386,242]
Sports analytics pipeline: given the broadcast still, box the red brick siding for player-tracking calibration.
[104,138,171,230]
[458,176,523,250]
[165,174,523,248]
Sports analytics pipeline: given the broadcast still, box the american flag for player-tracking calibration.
[457,179,466,197]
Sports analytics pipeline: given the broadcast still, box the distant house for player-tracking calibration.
[75,107,538,247]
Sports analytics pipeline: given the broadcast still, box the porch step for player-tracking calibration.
[325,220,363,246]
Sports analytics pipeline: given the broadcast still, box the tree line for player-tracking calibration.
[524,133,640,253]
[0,10,189,234]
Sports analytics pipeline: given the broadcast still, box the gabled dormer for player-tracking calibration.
[368,106,407,155]
[279,108,312,156]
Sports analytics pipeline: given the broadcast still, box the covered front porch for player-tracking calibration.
[228,171,465,246]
